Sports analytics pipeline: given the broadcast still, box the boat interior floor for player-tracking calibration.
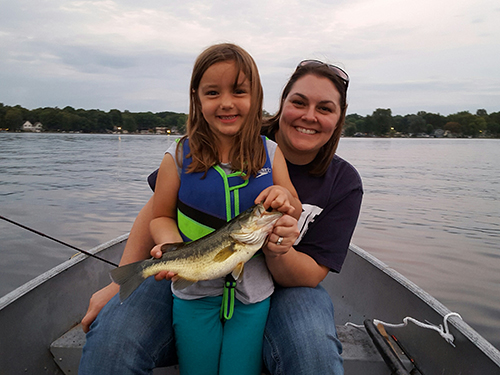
[50,323,412,375]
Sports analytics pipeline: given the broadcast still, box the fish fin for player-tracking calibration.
[109,261,147,302]
[212,244,235,263]
[172,278,196,290]
[161,242,186,253]
[231,262,245,281]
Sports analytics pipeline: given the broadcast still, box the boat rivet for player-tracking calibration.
[59,357,63,361]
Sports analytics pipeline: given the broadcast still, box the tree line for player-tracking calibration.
[0,103,188,134]
[345,108,500,137]
[1,103,499,137]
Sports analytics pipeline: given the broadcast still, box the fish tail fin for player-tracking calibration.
[109,261,147,302]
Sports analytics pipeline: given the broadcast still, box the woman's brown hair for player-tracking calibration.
[179,43,265,178]
[263,62,348,176]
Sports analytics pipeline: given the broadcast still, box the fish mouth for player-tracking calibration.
[233,204,282,245]
[253,203,282,226]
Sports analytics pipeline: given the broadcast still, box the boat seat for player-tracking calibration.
[50,324,403,374]
[49,324,179,374]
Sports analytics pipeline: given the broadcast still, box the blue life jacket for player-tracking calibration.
[177,136,273,242]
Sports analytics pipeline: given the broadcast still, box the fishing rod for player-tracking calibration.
[0,214,118,267]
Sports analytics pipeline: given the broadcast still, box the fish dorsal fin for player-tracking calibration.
[231,262,245,281]
[172,278,196,290]
[212,244,235,263]
[161,242,186,253]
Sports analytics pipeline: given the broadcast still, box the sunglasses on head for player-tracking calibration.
[297,59,349,89]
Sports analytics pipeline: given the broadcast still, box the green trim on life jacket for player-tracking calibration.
[177,209,214,241]
[213,165,249,219]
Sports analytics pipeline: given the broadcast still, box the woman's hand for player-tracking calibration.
[262,214,300,258]
[81,283,119,333]
[150,244,178,281]
[262,214,329,288]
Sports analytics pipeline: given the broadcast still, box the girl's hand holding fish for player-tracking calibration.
[150,244,179,281]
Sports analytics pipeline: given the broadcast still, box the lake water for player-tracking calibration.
[1,133,499,350]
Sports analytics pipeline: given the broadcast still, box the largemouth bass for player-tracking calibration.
[110,203,282,301]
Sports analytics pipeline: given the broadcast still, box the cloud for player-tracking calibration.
[1,0,499,115]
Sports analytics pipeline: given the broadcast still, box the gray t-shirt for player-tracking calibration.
[164,139,277,304]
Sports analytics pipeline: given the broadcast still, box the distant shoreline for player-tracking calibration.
[2,130,498,139]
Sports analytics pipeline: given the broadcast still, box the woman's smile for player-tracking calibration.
[294,126,318,135]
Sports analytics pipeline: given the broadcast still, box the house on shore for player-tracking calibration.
[22,121,43,132]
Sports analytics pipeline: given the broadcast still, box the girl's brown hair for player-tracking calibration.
[263,62,348,176]
[180,43,265,178]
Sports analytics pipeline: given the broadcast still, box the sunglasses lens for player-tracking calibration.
[298,60,349,87]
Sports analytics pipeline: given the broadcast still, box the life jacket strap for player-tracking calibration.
[220,274,237,322]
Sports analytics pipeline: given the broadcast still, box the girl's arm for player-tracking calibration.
[255,147,302,220]
[150,153,183,246]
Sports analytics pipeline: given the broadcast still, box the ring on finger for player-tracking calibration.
[276,236,284,245]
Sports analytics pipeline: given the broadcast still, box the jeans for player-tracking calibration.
[263,285,344,375]
[79,278,177,375]
[80,280,343,375]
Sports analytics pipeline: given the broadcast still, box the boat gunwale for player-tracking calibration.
[0,233,129,311]
[348,243,500,366]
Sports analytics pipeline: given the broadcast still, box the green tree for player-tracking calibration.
[176,115,187,134]
[444,122,462,135]
[476,109,488,117]
[4,107,24,130]
[343,121,357,136]
[487,112,500,137]
[346,113,369,134]
[469,117,487,137]
[406,114,427,135]
[109,109,123,128]
[447,111,475,136]
[371,108,393,136]
[393,115,408,133]
[135,112,161,131]
[122,111,137,133]
[38,107,61,131]
[419,111,446,130]
[0,103,7,128]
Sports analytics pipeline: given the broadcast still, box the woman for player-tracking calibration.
[80,59,363,375]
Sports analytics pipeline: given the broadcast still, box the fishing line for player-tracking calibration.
[0,214,118,267]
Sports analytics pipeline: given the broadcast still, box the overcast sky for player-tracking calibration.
[1,0,499,116]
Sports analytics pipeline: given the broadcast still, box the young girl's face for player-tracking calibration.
[198,61,251,143]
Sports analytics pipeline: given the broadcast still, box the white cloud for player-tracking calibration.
[1,0,499,115]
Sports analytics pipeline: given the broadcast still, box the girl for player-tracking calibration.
[149,43,301,375]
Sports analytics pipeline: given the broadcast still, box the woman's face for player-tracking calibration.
[277,74,341,165]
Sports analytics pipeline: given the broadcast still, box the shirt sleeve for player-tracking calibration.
[295,186,362,272]
[293,160,363,273]
[147,141,182,192]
